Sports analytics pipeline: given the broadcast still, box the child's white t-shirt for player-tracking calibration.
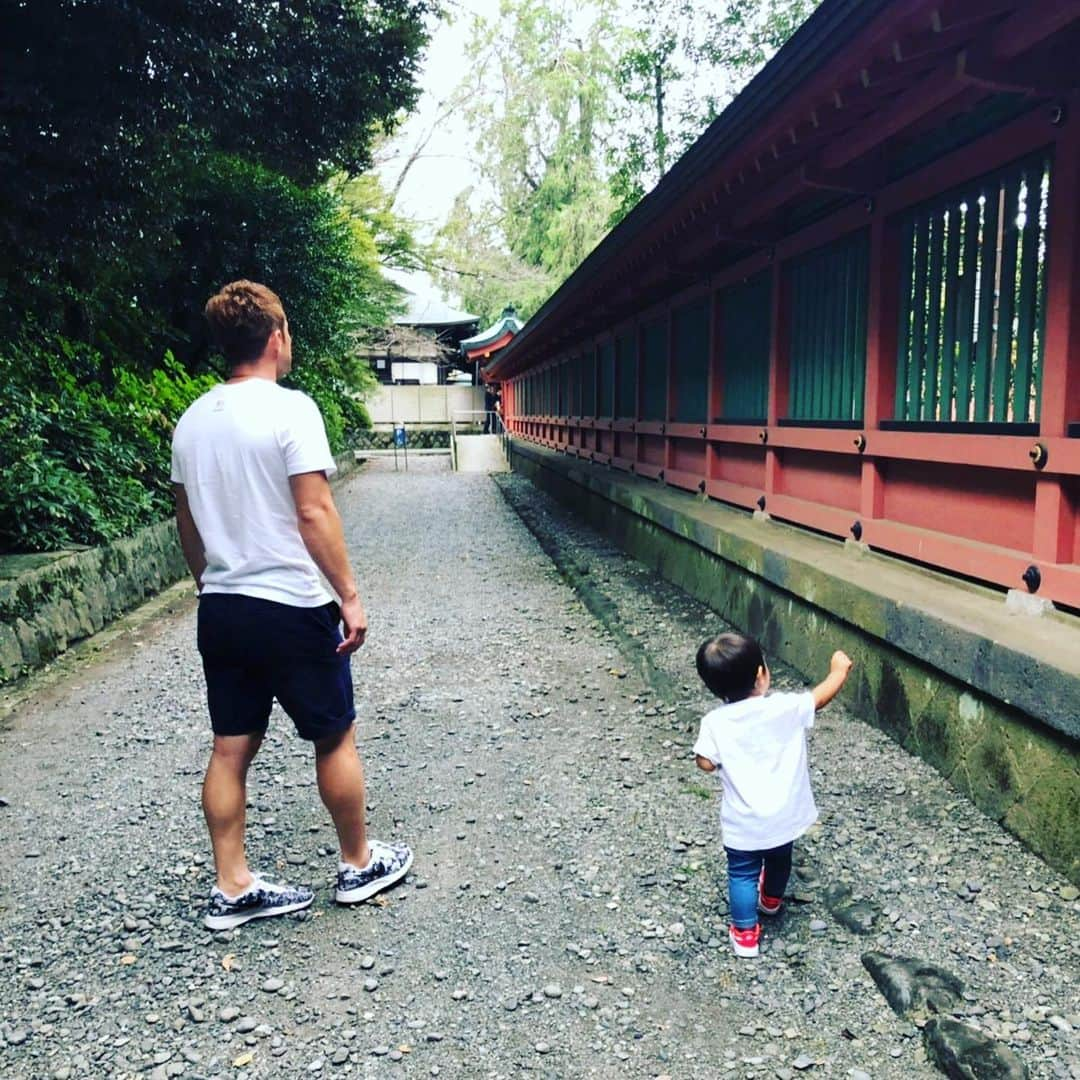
[693,691,817,852]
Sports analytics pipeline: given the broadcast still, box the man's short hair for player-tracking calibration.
[696,632,765,703]
[204,280,286,366]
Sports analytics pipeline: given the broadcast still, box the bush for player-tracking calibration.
[0,339,216,553]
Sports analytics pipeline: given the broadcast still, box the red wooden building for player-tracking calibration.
[490,0,1080,610]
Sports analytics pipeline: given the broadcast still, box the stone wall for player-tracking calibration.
[354,428,452,450]
[510,441,1080,883]
[0,451,360,684]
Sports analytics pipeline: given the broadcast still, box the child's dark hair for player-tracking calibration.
[696,632,765,703]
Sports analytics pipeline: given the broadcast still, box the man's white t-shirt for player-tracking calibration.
[170,379,337,607]
[693,691,817,852]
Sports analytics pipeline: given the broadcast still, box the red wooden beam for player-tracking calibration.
[822,61,968,170]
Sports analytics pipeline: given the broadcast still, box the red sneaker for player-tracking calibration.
[729,923,761,958]
[758,868,783,916]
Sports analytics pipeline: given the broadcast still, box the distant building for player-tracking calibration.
[359,290,478,385]
[460,306,524,383]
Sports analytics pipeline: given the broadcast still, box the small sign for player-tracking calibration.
[393,424,407,448]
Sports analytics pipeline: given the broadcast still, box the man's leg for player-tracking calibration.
[203,732,263,896]
[313,724,370,869]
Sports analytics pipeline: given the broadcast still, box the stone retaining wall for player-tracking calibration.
[0,451,360,684]
[354,428,453,450]
[510,440,1080,883]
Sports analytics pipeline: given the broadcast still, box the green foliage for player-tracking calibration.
[0,0,431,323]
[608,0,823,223]
[431,0,821,307]
[1,4,433,554]
[0,344,216,552]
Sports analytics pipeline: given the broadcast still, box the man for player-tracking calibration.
[483,381,501,434]
[171,280,412,930]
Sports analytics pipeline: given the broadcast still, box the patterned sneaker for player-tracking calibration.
[335,840,414,904]
[204,877,314,930]
[729,923,761,958]
[758,868,783,916]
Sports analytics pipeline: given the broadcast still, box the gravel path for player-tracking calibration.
[0,458,1076,1080]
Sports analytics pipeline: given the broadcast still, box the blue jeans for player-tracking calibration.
[725,842,794,929]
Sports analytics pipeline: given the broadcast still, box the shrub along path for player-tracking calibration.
[0,458,1076,1079]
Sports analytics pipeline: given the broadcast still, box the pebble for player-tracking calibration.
[218,1006,240,1023]
[543,983,563,999]
[363,978,379,992]
[261,978,284,993]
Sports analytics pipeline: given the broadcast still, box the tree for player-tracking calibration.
[429,0,821,311]
[0,0,431,339]
[0,3,435,552]
[608,0,823,223]
[431,0,624,317]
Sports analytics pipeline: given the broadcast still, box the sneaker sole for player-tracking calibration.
[204,895,314,931]
[335,849,414,904]
[730,937,760,958]
[758,900,783,916]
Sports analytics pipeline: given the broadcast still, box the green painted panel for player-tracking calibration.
[788,230,869,421]
[939,206,963,420]
[616,332,638,418]
[641,319,668,422]
[1014,160,1046,423]
[597,341,615,417]
[896,152,1050,424]
[582,348,597,417]
[721,272,771,421]
[895,220,915,419]
[992,173,1021,422]
[673,299,709,423]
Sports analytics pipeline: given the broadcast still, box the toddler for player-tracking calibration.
[693,632,852,957]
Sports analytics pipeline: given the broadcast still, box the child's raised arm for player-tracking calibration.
[695,754,717,773]
[812,650,853,710]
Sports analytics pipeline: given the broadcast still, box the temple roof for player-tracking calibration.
[393,287,478,329]
[460,306,524,354]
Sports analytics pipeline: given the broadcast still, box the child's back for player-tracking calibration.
[695,690,816,853]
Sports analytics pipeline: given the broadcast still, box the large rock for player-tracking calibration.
[923,1017,1028,1080]
[825,884,880,935]
[861,952,964,1018]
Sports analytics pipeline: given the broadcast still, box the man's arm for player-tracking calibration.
[173,483,207,591]
[289,470,367,655]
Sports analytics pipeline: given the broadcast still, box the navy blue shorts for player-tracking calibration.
[197,593,355,741]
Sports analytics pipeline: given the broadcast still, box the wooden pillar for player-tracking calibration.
[861,211,901,520]
[665,307,676,477]
[764,256,787,499]
[707,286,724,487]
[1034,99,1080,565]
